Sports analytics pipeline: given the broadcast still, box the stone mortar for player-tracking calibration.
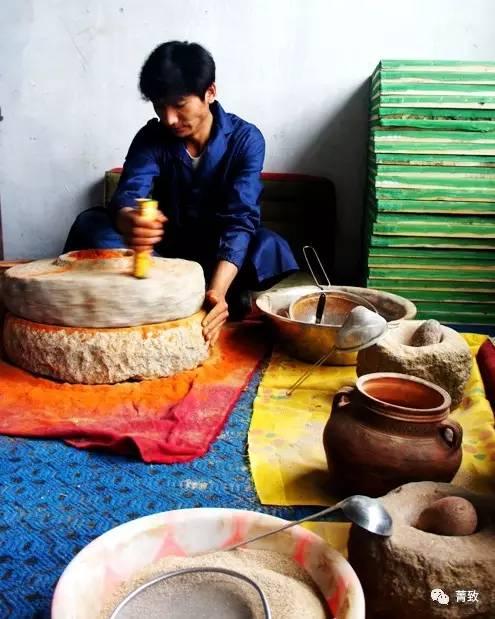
[357,320,472,408]
[348,481,495,618]
[3,312,209,384]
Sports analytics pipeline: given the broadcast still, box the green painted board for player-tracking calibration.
[368,197,495,215]
[372,212,495,225]
[415,309,495,325]
[368,246,495,262]
[370,105,495,119]
[371,80,495,96]
[372,95,495,109]
[373,70,495,87]
[371,152,495,167]
[368,256,495,269]
[414,301,495,320]
[368,214,495,233]
[367,288,495,304]
[368,267,495,281]
[369,234,495,249]
[416,311,495,325]
[370,130,495,155]
[375,60,495,72]
[415,302,495,314]
[369,224,495,239]
[372,184,495,201]
[367,213,495,238]
[371,163,495,180]
[371,117,495,132]
[368,278,494,292]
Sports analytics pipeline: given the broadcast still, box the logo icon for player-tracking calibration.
[431,589,450,605]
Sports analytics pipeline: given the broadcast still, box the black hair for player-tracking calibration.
[139,41,215,103]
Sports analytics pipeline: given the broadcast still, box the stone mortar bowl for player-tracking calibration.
[256,285,416,365]
[357,320,472,408]
[348,481,495,618]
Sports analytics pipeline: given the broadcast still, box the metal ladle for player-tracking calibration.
[286,306,388,396]
[226,494,393,550]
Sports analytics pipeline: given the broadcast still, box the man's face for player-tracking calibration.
[154,85,215,138]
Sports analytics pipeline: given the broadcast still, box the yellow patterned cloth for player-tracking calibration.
[249,334,495,547]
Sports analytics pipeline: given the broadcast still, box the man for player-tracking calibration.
[64,41,298,346]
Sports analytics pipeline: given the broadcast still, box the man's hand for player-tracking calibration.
[116,207,167,251]
[203,260,238,347]
[202,290,229,347]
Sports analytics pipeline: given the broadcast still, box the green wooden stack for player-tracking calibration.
[366,60,495,325]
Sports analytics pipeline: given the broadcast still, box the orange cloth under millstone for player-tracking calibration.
[0,323,266,463]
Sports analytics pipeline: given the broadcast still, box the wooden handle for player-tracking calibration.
[133,199,159,279]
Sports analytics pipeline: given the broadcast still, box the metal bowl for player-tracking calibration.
[256,285,417,366]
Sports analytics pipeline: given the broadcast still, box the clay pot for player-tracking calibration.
[323,373,463,497]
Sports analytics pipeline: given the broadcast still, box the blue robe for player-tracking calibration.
[64,101,298,289]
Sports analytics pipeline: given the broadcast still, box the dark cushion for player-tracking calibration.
[104,169,336,275]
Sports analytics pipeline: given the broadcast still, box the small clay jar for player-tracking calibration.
[323,372,463,497]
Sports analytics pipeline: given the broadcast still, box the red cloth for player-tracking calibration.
[477,338,495,414]
[0,323,266,463]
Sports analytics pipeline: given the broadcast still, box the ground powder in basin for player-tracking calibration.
[100,548,330,619]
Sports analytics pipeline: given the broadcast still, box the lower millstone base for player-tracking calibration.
[3,312,209,384]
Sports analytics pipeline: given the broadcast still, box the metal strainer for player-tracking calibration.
[290,246,377,325]
[286,306,388,396]
[109,566,272,619]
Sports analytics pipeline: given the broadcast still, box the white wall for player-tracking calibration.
[1,0,495,281]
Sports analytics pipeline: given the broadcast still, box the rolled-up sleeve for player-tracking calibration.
[108,122,161,219]
[216,127,265,269]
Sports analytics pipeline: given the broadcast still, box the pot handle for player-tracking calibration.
[332,385,355,412]
[439,420,463,450]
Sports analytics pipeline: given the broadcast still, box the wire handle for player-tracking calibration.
[285,345,336,396]
[303,245,331,290]
[225,503,343,551]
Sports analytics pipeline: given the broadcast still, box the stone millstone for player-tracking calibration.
[3,312,209,384]
[1,261,31,322]
[357,319,472,408]
[2,249,205,328]
[348,481,495,618]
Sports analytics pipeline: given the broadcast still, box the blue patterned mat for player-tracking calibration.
[0,368,316,618]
